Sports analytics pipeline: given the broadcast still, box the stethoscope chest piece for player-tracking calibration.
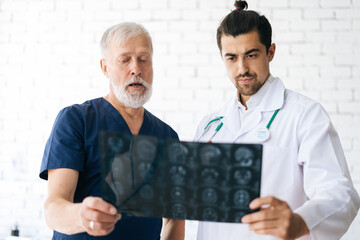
[255,127,270,142]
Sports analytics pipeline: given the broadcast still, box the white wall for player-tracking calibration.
[0,0,359,239]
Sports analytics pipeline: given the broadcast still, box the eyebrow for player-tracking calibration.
[244,48,260,55]
[224,53,237,58]
[224,48,260,58]
[116,52,151,58]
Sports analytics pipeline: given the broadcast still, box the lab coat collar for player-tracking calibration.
[221,75,285,140]
[245,75,274,110]
[257,75,285,112]
[229,75,285,115]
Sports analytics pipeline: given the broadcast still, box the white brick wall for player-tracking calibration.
[0,0,359,239]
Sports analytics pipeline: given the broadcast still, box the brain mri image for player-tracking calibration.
[99,132,262,223]
[233,169,252,185]
[110,155,125,175]
[108,136,124,153]
[171,203,187,219]
[169,165,187,184]
[233,147,254,166]
[139,185,155,200]
[233,189,251,208]
[170,186,186,202]
[202,207,218,221]
[167,142,188,163]
[201,168,220,184]
[233,211,246,223]
[133,139,157,162]
[104,153,133,206]
[201,188,218,204]
[199,145,222,165]
[137,162,152,178]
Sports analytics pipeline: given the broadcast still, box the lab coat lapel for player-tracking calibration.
[220,96,263,141]
[234,110,262,141]
[221,97,241,141]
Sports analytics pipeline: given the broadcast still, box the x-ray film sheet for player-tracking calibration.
[99,131,262,223]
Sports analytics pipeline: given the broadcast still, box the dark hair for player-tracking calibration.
[216,0,272,53]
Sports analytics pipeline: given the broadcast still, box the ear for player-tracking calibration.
[268,43,276,62]
[100,58,109,78]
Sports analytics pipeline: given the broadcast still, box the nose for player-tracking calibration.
[131,60,142,76]
[237,58,249,75]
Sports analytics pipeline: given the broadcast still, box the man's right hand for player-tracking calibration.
[45,169,121,236]
[80,197,121,236]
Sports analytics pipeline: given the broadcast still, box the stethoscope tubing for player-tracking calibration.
[198,109,280,142]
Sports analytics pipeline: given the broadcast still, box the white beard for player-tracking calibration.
[111,76,152,108]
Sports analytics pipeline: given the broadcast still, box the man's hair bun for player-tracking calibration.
[234,0,248,10]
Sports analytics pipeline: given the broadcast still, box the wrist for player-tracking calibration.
[293,213,310,238]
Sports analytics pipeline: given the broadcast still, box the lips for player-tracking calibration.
[237,77,253,84]
[128,82,143,87]
[127,82,144,90]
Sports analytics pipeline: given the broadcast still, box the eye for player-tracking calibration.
[226,56,236,61]
[247,54,257,59]
[119,58,130,64]
[139,56,151,63]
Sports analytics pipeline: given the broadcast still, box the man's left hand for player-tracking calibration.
[241,196,309,240]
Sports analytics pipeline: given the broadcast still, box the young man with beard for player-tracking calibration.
[194,1,359,239]
[40,22,184,240]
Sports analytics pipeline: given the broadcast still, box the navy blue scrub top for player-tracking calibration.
[40,97,178,240]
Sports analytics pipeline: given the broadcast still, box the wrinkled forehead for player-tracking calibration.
[110,33,153,54]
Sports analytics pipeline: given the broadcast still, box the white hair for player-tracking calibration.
[100,22,153,58]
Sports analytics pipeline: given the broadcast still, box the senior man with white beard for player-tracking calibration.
[40,22,185,240]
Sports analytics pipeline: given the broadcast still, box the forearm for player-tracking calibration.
[161,218,185,240]
[44,197,84,234]
[294,193,359,240]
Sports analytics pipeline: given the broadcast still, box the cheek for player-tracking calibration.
[249,62,262,74]
[228,66,238,79]
[144,67,153,80]
[110,68,124,77]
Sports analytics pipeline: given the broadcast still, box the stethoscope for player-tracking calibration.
[197,116,224,142]
[198,109,280,142]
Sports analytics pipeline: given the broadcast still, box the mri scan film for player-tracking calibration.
[99,131,262,223]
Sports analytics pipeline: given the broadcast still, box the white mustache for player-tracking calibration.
[125,76,150,88]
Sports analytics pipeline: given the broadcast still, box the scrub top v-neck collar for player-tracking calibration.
[101,97,149,135]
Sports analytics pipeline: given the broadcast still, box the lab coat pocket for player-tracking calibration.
[261,146,295,196]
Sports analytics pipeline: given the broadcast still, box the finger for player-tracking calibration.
[253,228,288,239]
[87,222,116,237]
[85,218,118,236]
[86,210,121,224]
[248,218,281,231]
[84,197,118,215]
[87,220,116,231]
[249,196,284,209]
[242,208,278,223]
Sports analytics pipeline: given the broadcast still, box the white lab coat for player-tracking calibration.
[193,76,360,240]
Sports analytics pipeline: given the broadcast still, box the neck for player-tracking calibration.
[104,94,145,135]
[239,93,250,110]
[239,73,271,110]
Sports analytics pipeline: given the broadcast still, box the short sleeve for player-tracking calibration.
[39,106,85,180]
